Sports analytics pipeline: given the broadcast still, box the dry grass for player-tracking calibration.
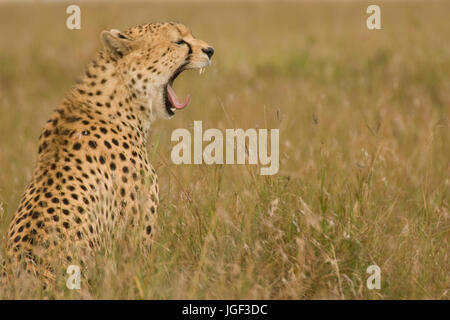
[0,1,449,299]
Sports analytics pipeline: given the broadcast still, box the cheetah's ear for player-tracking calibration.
[100,29,134,58]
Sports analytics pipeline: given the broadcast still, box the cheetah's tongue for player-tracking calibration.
[167,84,190,110]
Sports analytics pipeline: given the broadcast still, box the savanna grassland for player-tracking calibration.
[0,1,448,299]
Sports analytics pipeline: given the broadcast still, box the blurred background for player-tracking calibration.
[0,1,448,299]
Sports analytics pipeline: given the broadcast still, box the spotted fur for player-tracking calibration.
[5,22,213,280]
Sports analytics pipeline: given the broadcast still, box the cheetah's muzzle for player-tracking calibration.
[164,43,214,116]
[164,63,190,116]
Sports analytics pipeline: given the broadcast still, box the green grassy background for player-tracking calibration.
[0,1,449,299]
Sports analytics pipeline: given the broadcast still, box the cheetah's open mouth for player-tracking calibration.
[164,64,190,116]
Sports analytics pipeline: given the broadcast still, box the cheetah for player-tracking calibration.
[4,22,214,280]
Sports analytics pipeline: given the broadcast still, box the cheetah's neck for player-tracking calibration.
[65,50,154,141]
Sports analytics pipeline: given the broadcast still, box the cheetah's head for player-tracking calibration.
[101,22,214,119]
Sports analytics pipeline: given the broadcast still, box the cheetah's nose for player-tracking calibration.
[202,47,214,59]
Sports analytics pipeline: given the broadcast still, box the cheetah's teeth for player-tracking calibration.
[170,107,176,112]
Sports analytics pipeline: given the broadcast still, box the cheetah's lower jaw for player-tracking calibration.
[167,84,190,110]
